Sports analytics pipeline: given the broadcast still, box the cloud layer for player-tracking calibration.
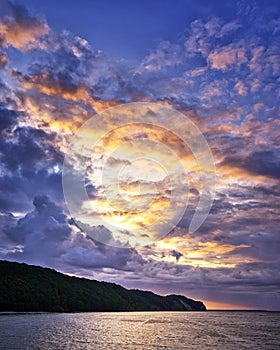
[0,1,279,309]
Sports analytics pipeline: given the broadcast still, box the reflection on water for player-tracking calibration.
[0,311,279,350]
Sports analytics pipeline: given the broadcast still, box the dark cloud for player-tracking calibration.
[19,71,82,96]
[0,125,64,211]
[222,150,280,179]
[0,211,17,249]
[1,128,46,173]
[170,249,183,262]
[0,170,63,212]
[0,106,19,131]
[1,195,143,273]
[0,126,62,175]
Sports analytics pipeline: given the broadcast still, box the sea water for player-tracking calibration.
[0,311,279,349]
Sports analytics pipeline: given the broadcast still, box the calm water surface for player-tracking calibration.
[0,311,279,349]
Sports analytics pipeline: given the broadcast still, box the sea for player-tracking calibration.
[0,311,279,349]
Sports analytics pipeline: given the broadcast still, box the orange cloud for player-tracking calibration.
[0,8,49,51]
[208,44,247,70]
[218,163,270,182]
[22,73,118,114]
[234,81,247,96]
[155,234,253,269]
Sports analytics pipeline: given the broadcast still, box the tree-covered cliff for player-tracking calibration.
[0,260,206,312]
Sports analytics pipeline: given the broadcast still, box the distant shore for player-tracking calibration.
[1,310,279,316]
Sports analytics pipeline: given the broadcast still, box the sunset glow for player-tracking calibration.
[0,0,279,311]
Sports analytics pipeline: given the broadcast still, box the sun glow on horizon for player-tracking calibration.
[205,300,256,310]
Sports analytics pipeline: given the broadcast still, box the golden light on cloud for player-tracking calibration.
[23,97,84,134]
[0,16,49,51]
[63,102,216,247]
[155,234,255,269]
[22,73,118,114]
[1,0,279,315]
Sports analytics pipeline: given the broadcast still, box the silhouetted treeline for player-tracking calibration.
[0,260,206,312]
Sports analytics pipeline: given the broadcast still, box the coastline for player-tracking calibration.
[1,310,279,316]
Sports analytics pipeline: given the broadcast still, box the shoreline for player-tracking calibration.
[1,310,279,315]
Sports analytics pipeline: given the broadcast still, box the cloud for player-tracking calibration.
[0,125,62,175]
[1,195,143,273]
[207,43,247,71]
[222,150,280,179]
[10,30,122,123]
[234,80,247,96]
[138,41,183,72]
[0,105,19,131]
[184,18,212,56]
[3,195,70,264]
[0,211,17,251]
[0,1,49,51]
[218,20,241,37]
[0,123,64,211]
[0,1,279,309]
[0,51,8,67]
[170,249,183,263]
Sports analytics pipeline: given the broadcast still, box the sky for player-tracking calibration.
[0,0,279,310]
